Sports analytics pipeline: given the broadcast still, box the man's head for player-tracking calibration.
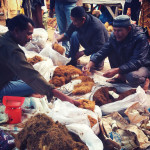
[71,6,86,28]
[6,14,34,46]
[113,15,132,41]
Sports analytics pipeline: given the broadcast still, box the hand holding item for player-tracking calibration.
[52,38,58,49]
[82,61,95,75]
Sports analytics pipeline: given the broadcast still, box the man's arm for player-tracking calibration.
[119,35,150,74]
[7,48,80,105]
[84,28,109,56]
[82,41,112,72]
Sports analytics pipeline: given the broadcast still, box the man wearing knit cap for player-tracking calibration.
[53,6,108,70]
[83,15,150,91]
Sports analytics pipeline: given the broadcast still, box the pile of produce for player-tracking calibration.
[93,87,136,106]
[15,114,88,150]
[27,55,43,65]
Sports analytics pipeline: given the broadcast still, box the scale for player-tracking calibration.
[3,96,25,124]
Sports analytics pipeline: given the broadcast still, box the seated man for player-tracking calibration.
[53,6,109,70]
[0,14,79,106]
[83,15,150,90]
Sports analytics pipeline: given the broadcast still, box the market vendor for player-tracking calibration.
[83,15,150,90]
[0,14,80,106]
[53,6,108,70]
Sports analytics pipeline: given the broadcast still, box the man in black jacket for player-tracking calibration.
[53,6,108,69]
[83,15,150,90]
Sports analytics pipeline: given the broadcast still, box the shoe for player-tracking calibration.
[66,59,77,66]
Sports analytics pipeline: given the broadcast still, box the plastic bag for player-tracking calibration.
[47,99,102,135]
[66,124,103,150]
[33,59,56,81]
[40,43,71,66]
[0,129,15,150]
[24,28,48,52]
[0,25,8,36]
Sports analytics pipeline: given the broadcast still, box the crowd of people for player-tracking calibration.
[0,0,150,105]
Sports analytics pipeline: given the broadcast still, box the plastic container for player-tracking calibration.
[3,96,25,124]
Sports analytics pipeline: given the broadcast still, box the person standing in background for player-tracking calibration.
[139,0,150,41]
[123,0,141,24]
[49,0,77,56]
[22,0,45,28]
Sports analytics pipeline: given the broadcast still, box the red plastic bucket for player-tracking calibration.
[3,96,25,124]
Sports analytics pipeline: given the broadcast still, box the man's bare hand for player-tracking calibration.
[82,61,95,75]
[103,68,120,78]
[75,51,84,60]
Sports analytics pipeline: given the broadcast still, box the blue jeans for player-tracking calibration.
[0,80,34,102]
[55,1,76,55]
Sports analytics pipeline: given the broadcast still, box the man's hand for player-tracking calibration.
[52,38,58,48]
[82,61,95,75]
[75,51,84,60]
[127,8,131,16]
[103,68,120,78]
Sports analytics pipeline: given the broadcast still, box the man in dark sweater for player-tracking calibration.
[83,15,150,90]
[53,6,108,69]
[0,14,80,106]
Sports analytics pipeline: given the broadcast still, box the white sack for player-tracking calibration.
[40,43,71,66]
[47,99,102,135]
[24,28,48,52]
[33,59,56,81]
[66,124,103,150]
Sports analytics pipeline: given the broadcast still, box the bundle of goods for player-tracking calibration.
[104,22,113,32]
[49,65,82,87]
[101,109,150,149]
[27,55,43,65]
[15,113,88,150]
[47,18,57,29]
[72,76,94,95]
[100,112,139,149]
[93,86,136,106]
[76,99,95,111]
[125,102,150,141]
[53,43,65,55]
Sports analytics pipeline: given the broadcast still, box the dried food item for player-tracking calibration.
[15,114,88,150]
[88,115,97,127]
[72,82,94,95]
[77,99,95,111]
[49,76,65,87]
[53,43,65,55]
[27,55,43,65]
[117,89,136,100]
[74,76,94,83]
[47,18,57,28]
[49,65,82,87]
[93,87,117,106]
[93,87,136,106]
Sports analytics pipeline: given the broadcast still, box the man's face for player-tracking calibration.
[15,23,33,46]
[71,16,85,28]
[113,27,131,42]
